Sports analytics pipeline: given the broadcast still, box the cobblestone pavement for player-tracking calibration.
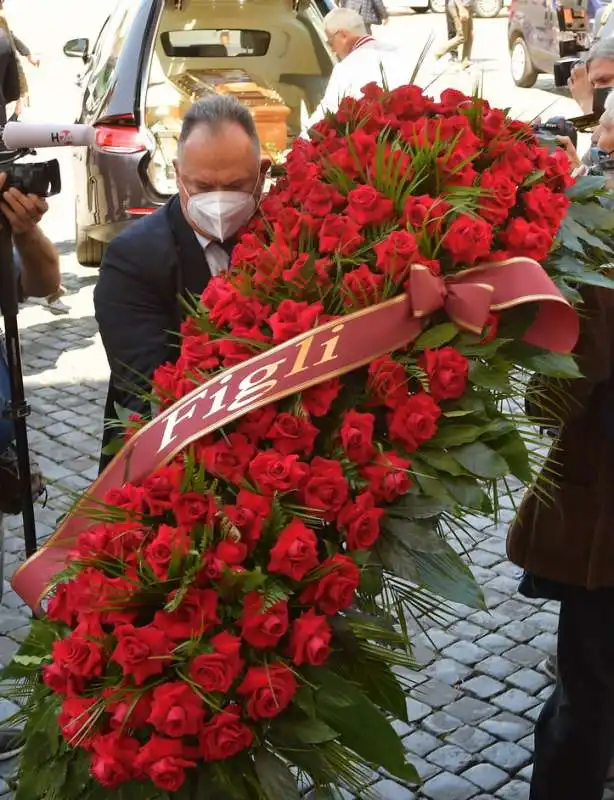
[0,252,609,800]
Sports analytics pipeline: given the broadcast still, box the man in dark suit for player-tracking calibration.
[94,95,269,469]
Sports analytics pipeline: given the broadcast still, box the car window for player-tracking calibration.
[161,29,271,58]
[84,0,140,115]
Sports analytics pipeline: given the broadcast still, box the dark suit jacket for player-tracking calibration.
[94,196,213,470]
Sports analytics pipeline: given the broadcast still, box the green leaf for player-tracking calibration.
[375,528,420,583]
[495,431,532,484]
[12,654,46,667]
[307,667,419,783]
[524,351,582,379]
[416,322,459,349]
[432,425,483,447]
[468,362,511,391]
[254,750,301,800]
[563,216,612,252]
[386,494,451,519]
[271,714,339,745]
[441,475,492,511]
[418,449,466,476]
[566,174,607,199]
[452,442,509,479]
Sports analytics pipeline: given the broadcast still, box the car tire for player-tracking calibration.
[510,35,538,87]
[412,6,429,11]
[75,226,105,267]
[475,0,503,16]
[428,0,446,13]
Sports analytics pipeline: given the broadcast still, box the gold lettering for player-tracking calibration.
[315,324,344,366]
[288,335,314,376]
[227,359,286,413]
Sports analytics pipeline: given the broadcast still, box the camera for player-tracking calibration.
[587,156,614,176]
[554,57,581,88]
[0,159,61,198]
[533,116,578,148]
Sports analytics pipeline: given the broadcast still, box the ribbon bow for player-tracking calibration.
[406,257,579,353]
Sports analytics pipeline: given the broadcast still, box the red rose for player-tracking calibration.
[172,491,217,529]
[111,624,173,685]
[303,180,344,216]
[342,265,385,308]
[42,661,84,697]
[388,392,442,452]
[373,230,419,281]
[201,275,237,311]
[544,147,574,190]
[383,84,431,119]
[189,631,244,693]
[301,377,341,417]
[482,107,507,140]
[101,521,147,562]
[444,214,493,266]
[240,592,289,648]
[338,491,384,550]
[46,583,75,626]
[340,410,376,464]
[177,333,221,372]
[267,412,319,456]
[300,554,360,615]
[52,634,104,679]
[268,299,324,343]
[301,457,349,521]
[319,214,364,256]
[107,694,152,731]
[199,705,254,762]
[290,609,332,666]
[218,338,262,367]
[59,696,97,747]
[401,195,449,233]
[153,363,181,406]
[282,252,311,289]
[479,170,518,225]
[522,184,570,233]
[144,524,191,580]
[492,141,535,183]
[249,450,309,495]
[225,294,271,335]
[367,356,408,408]
[500,217,553,262]
[237,405,277,442]
[237,663,297,720]
[215,539,248,565]
[347,185,394,227]
[201,433,254,484]
[154,588,220,640]
[148,682,205,738]
[361,451,412,502]
[104,484,147,516]
[141,463,183,516]
[268,518,319,580]
[135,736,196,792]
[222,490,272,550]
[419,347,469,402]
[90,732,140,788]
[198,549,224,583]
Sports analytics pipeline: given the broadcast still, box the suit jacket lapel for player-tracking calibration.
[166,195,212,299]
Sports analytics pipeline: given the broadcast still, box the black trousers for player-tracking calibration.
[530,586,614,800]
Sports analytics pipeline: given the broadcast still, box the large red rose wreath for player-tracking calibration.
[5,84,612,800]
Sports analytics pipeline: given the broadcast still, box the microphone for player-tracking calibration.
[0,122,95,150]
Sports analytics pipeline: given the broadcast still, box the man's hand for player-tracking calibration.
[568,62,593,115]
[0,174,47,236]
[27,55,40,68]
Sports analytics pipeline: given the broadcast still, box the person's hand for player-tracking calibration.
[0,175,48,235]
[28,54,40,68]
[568,62,593,114]
[555,135,582,170]
[382,16,390,24]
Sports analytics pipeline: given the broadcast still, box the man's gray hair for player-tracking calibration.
[587,35,614,67]
[323,8,367,36]
[179,94,259,149]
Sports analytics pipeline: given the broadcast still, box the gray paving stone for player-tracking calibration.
[481,713,533,743]
[427,745,474,774]
[483,741,532,771]
[529,632,557,655]
[469,549,502,568]
[446,726,496,754]
[414,679,461,709]
[493,689,539,714]
[442,642,489,666]
[423,659,472,686]
[527,611,559,634]
[403,755,440,781]
[445,698,498,725]
[405,698,431,723]
[523,702,544,723]
[402,730,441,758]
[496,779,530,800]
[475,633,515,656]
[505,645,543,668]
[477,655,519,680]
[499,620,539,643]
[367,779,415,799]
[517,764,533,782]
[422,711,463,736]
[422,772,478,800]
[506,668,549,694]
[448,621,484,640]
[462,763,508,792]
[416,629,458,652]
[463,675,506,699]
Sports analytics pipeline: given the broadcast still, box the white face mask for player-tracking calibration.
[185,189,257,242]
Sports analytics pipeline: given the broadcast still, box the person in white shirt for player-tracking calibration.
[303,8,412,132]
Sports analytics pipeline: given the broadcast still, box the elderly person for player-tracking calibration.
[304,8,410,131]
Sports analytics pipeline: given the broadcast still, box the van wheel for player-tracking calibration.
[75,225,104,267]
[510,36,538,87]
[429,0,446,13]
[412,6,429,12]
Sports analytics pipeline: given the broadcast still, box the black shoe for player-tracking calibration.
[0,729,23,761]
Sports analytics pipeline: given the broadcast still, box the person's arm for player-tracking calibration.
[373,0,389,22]
[94,237,177,422]
[12,35,30,58]
[0,177,60,298]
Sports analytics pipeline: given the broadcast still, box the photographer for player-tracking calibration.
[568,37,614,116]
